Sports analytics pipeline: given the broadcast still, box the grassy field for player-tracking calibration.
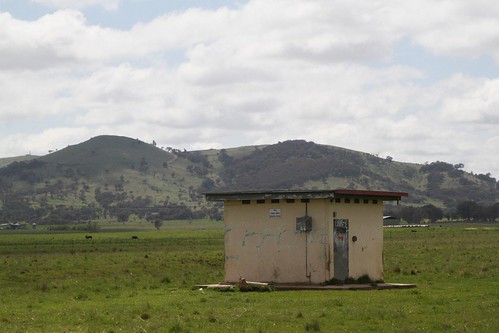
[0,222,497,332]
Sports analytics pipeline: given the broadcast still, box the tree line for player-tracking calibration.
[385,201,498,224]
[0,190,222,226]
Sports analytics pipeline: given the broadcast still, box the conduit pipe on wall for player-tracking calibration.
[304,202,311,283]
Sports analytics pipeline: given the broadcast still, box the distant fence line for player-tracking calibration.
[384,224,429,228]
[384,222,497,228]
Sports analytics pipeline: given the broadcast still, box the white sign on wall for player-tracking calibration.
[269,208,281,218]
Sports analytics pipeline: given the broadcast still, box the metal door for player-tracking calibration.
[333,219,349,280]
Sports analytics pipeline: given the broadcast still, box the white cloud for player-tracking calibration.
[31,0,120,11]
[0,68,78,120]
[440,77,499,123]
[0,11,104,69]
[0,8,235,69]
[382,0,499,62]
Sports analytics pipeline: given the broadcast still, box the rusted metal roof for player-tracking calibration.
[205,189,408,202]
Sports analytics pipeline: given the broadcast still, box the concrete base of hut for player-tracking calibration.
[196,282,416,291]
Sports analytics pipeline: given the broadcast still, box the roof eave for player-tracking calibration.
[205,189,408,202]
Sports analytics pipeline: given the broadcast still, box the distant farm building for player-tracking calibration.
[383,215,401,225]
[0,223,27,230]
[206,189,408,284]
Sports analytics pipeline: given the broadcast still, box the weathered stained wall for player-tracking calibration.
[223,198,384,284]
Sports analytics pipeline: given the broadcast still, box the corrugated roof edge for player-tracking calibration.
[204,189,408,202]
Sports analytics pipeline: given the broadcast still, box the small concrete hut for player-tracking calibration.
[205,189,408,284]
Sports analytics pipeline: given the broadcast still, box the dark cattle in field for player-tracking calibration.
[85,235,93,239]
[131,236,138,239]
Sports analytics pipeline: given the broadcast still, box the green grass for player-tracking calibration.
[0,224,497,332]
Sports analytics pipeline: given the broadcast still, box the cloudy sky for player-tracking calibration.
[1,0,499,178]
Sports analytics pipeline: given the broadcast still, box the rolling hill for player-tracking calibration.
[0,155,37,168]
[0,135,497,225]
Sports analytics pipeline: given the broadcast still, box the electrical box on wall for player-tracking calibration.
[296,216,312,232]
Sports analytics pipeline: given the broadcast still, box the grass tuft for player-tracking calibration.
[169,322,183,333]
[74,292,90,301]
[161,276,171,284]
[305,319,321,332]
[208,313,217,323]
